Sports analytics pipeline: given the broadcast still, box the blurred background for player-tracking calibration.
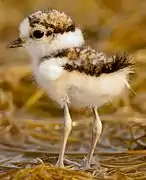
[0,0,146,178]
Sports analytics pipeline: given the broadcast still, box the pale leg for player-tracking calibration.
[84,107,102,169]
[56,103,72,167]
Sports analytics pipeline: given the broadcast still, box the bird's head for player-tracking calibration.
[8,9,84,59]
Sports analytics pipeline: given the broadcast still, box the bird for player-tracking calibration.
[7,9,134,169]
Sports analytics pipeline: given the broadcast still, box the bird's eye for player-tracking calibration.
[32,30,44,39]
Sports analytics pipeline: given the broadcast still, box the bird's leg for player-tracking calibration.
[84,107,102,169]
[56,103,72,168]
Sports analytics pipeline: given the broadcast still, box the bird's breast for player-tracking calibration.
[34,61,69,106]
[34,65,129,108]
[37,61,64,81]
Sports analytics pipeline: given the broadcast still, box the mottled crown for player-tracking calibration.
[28,9,76,35]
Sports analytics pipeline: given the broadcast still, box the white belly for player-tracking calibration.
[67,70,128,108]
[35,63,129,108]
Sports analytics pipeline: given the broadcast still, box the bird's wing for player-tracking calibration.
[60,46,134,77]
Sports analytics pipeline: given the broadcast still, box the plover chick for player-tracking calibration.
[8,9,134,169]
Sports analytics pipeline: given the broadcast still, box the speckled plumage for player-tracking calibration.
[40,46,133,77]
[28,9,75,36]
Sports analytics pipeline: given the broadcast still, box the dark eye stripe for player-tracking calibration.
[54,28,64,34]
[29,23,76,38]
[53,24,75,34]
[66,24,75,32]
[46,31,53,36]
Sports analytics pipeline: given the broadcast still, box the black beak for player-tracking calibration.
[7,37,24,48]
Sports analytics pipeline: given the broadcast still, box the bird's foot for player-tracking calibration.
[55,158,81,169]
[64,157,96,170]
[79,157,101,170]
[55,158,65,168]
[56,157,101,170]
[64,158,82,169]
